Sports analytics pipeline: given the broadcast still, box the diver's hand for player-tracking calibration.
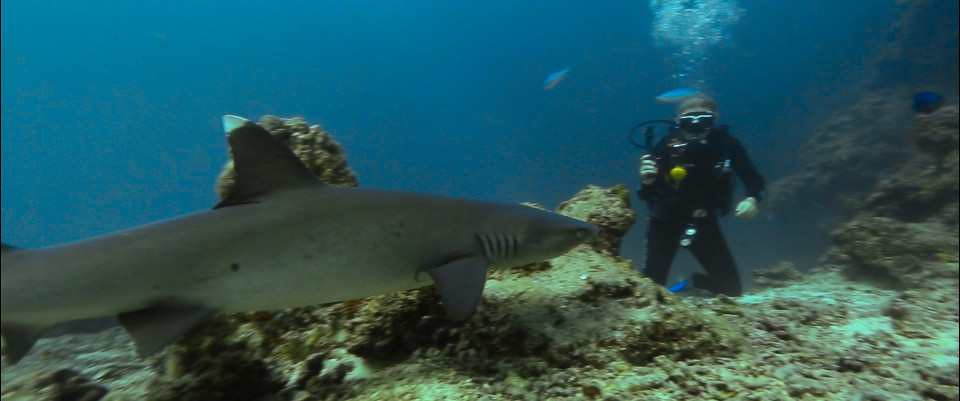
[735,197,759,219]
[639,155,658,185]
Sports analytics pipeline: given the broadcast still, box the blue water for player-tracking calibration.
[0,1,912,271]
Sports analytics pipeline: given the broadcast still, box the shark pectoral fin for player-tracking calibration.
[116,304,214,357]
[1,323,48,364]
[424,256,490,321]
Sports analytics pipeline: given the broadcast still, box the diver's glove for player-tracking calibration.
[639,155,658,185]
[734,197,759,219]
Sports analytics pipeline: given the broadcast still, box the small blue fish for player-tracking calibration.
[912,91,944,113]
[543,68,570,90]
[655,88,701,103]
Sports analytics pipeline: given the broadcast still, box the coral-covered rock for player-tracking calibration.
[859,104,959,223]
[557,184,637,256]
[912,104,960,159]
[139,229,740,400]
[0,369,108,401]
[148,318,283,401]
[822,217,958,289]
[215,115,358,200]
[751,261,803,290]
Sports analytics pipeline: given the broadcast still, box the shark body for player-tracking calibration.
[1,116,598,364]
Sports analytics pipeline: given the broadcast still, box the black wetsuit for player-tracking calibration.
[637,125,765,296]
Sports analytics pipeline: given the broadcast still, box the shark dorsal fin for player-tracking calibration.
[216,115,323,208]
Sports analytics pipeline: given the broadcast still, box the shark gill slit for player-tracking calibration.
[478,233,494,262]
[495,234,506,260]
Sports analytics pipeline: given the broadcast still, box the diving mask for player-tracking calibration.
[678,113,715,134]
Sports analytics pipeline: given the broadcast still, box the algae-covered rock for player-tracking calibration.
[0,369,108,401]
[147,317,283,401]
[225,244,743,399]
[860,103,959,224]
[912,103,959,159]
[752,261,803,290]
[0,327,153,401]
[215,115,358,200]
[822,217,958,289]
[557,184,637,256]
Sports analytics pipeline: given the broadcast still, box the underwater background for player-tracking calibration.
[3,0,938,279]
[3,1,959,400]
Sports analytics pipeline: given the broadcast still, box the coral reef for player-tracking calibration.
[821,217,958,289]
[0,369,108,401]
[146,318,285,401]
[811,102,958,293]
[860,104,960,224]
[751,261,802,290]
[8,255,956,400]
[0,327,152,400]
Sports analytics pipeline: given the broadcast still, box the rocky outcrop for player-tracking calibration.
[557,184,637,256]
[0,369,108,401]
[811,101,958,291]
[860,104,960,224]
[820,217,958,289]
[751,261,803,290]
[765,90,916,217]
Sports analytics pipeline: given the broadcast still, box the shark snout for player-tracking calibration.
[511,213,598,266]
[563,218,599,250]
[576,221,600,241]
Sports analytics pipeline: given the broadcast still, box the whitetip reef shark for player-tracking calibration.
[1,115,598,364]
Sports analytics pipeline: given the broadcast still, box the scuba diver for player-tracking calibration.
[636,95,765,296]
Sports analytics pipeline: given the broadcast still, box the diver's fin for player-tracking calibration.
[667,279,689,293]
[424,256,489,321]
[216,115,323,209]
[117,304,215,356]
[1,323,48,364]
